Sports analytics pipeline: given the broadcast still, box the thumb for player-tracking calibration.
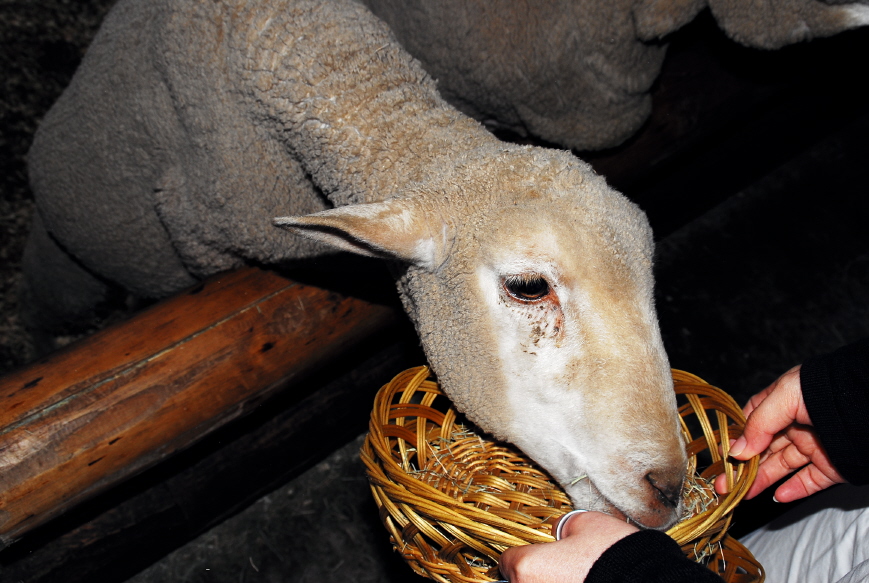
[731,366,804,460]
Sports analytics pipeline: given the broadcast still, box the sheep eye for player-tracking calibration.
[504,275,550,302]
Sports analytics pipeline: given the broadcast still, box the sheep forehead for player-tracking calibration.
[459,200,650,271]
[464,205,660,373]
[483,219,565,266]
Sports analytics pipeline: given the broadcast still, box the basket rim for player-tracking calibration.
[362,365,763,582]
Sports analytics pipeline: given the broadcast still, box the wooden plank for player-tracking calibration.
[0,268,291,427]
[0,267,400,545]
[0,340,423,583]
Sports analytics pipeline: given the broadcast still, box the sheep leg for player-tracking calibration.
[20,211,115,333]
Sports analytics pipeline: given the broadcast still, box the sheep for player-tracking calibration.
[25,0,687,528]
[359,0,869,150]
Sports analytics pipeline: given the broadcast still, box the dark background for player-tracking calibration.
[1,1,868,581]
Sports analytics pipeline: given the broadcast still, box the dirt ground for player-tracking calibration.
[125,433,424,583]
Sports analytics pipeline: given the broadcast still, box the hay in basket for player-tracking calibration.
[361,366,765,583]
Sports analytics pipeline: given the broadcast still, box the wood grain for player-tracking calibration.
[0,267,399,545]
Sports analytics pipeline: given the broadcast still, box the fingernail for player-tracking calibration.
[729,436,746,457]
[772,495,780,503]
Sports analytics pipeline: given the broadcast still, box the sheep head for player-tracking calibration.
[275,148,686,529]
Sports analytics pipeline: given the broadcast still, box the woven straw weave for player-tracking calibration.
[361,366,764,583]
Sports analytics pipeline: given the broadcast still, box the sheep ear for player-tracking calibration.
[274,200,449,270]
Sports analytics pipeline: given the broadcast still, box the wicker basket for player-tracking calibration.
[361,366,764,583]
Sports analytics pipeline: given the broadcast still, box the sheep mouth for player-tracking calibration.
[565,474,684,531]
[646,472,682,509]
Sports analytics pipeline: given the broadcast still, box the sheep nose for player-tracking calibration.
[646,471,683,508]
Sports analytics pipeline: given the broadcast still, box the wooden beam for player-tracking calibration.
[0,339,422,583]
[0,267,400,546]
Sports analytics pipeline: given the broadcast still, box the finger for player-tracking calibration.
[714,472,725,494]
[558,511,638,541]
[715,431,791,495]
[742,383,775,419]
[774,463,847,503]
[785,424,845,482]
[720,391,789,463]
[732,366,804,460]
[773,428,847,502]
[499,544,533,583]
[744,442,809,499]
[500,544,586,583]
[765,431,798,456]
[746,425,843,500]
[500,512,638,583]
[760,424,820,463]
[713,466,751,495]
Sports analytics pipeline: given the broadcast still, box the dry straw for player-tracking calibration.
[361,366,764,583]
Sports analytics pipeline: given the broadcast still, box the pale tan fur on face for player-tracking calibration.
[30,0,866,530]
[160,0,687,529]
[464,200,686,528]
[284,155,687,529]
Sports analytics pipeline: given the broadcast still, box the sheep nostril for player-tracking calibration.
[646,471,682,508]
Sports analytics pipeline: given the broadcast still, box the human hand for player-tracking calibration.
[498,511,639,583]
[715,365,846,503]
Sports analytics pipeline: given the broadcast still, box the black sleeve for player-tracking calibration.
[585,530,723,583]
[800,338,869,485]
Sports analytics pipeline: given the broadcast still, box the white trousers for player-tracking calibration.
[741,485,869,583]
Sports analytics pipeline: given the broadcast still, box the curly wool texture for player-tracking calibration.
[27,0,489,294]
[360,0,869,150]
[26,0,693,522]
[26,0,661,432]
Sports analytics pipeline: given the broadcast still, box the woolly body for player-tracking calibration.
[27,0,687,527]
[360,0,869,150]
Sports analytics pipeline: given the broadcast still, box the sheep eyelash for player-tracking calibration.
[503,273,546,286]
[502,273,552,302]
